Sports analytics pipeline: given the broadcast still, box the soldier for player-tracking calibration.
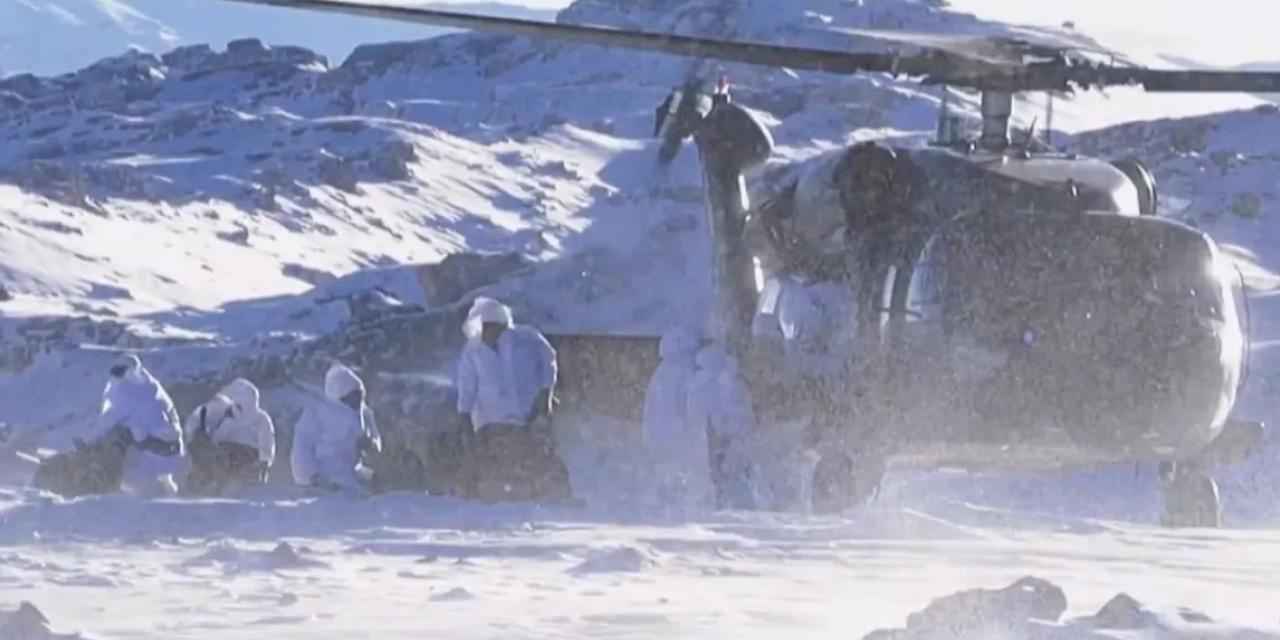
[183,378,275,495]
[1159,460,1222,528]
[77,354,188,497]
[291,364,382,493]
[455,297,571,503]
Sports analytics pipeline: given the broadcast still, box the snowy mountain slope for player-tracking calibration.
[1,0,557,78]
[2,0,1260,321]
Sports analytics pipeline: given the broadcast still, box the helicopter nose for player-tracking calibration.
[1140,251,1246,454]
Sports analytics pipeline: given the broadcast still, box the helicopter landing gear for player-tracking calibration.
[811,449,886,514]
[1158,460,1222,528]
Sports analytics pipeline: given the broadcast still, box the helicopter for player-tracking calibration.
[219,0,1275,525]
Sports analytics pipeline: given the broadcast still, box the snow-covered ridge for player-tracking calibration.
[1,0,559,78]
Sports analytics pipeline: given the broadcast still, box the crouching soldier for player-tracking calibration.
[455,297,572,503]
[184,378,276,495]
[291,364,382,494]
[60,354,189,497]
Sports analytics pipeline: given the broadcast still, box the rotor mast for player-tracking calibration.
[979,90,1014,151]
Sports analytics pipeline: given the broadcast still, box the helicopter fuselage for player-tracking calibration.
[737,137,1248,471]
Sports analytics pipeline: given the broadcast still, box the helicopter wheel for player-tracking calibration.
[1158,461,1222,528]
[811,449,884,515]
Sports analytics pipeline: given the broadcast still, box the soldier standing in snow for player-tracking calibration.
[1158,460,1222,528]
[79,354,188,496]
[641,327,714,512]
[290,363,382,493]
[687,342,756,510]
[183,378,276,495]
[454,297,571,503]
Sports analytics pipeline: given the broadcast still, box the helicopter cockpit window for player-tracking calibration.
[1077,184,1124,213]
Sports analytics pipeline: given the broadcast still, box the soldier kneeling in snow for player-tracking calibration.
[183,378,276,496]
[291,364,382,494]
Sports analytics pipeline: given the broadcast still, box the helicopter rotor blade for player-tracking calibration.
[1119,69,1280,93]
[832,28,1036,68]
[216,0,899,75]
[217,0,1280,95]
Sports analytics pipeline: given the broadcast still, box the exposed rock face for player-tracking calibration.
[416,251,529,307]
[863,576,1068,640]
[1087,593,1157,630]
[0,601,87,639]
[864,581,1269,640]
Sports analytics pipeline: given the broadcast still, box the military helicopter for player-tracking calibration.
[221,0,1274,525]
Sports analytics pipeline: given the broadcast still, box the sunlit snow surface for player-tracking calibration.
[4,0,1280,637]
[1,485,1279,639]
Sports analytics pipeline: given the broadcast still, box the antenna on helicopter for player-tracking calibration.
[1021,116,1038,153]
[1044,91,1055,148]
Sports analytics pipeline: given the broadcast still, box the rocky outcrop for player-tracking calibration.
[416,251,529,307]
[0,601,88,639]
[864,579,1269,640]
[864,576,1067,640]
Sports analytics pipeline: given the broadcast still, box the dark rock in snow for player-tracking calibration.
[162,44,216,69]
[227,38,270,59]
[1088,593,1156,630]
[0,601,87,639]
[430,587,475,602]
[369,140,417,180]
[0,284,11,302]
[417,252,528,307]
[217,226,251,246]
[317,153,360,193]
[568,546,659,575]
[282,263,337,286]
[1176,607,1214,624]
[863,576,1068,640]
[347,288,416,324]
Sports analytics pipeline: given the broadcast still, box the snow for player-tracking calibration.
[1,490,1280,638]
[2,0,1280,637]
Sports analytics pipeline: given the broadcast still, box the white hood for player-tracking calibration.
[324,364,365,402]
[462,296,515,340]
[205,378,277,465]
